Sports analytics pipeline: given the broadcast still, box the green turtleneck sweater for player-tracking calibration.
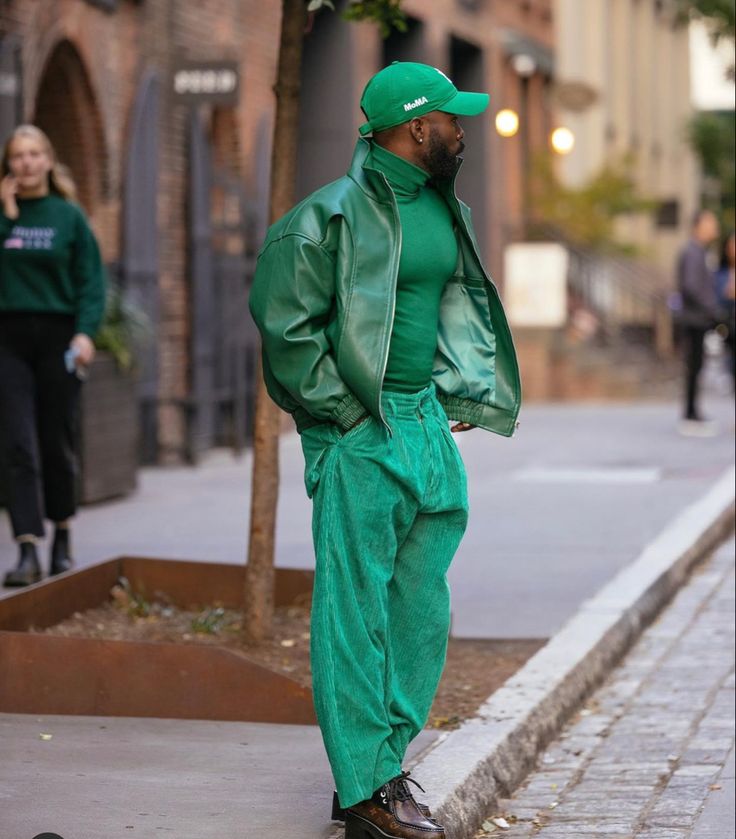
[366,142,458,393]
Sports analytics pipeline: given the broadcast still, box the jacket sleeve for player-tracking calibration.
[678,245,719,321]
[72,208,107,338]
[249,232,367,430]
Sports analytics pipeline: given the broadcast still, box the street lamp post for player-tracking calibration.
[511,53,536,237]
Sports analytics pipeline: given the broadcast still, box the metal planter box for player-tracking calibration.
[0,557,316,725]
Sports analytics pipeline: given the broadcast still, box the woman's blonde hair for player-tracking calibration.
[2,124,77,201]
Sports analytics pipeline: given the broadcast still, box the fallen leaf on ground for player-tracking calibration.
[39,733,53,740]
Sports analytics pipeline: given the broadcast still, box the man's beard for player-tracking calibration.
[424,127,465,180]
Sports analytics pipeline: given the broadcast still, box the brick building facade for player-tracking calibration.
[0,0,556,462]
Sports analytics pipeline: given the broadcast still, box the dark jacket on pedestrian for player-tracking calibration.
[676,239,721,330]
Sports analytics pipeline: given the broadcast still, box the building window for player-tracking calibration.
[656,199,680,228]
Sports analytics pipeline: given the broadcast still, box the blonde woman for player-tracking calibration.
[0,125,106,586]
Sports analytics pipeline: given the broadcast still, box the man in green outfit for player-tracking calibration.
[250,62,521,839]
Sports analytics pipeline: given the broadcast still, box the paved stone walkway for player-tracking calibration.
[479,537,735,839]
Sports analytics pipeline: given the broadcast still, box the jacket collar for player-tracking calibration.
[347,137,463,204]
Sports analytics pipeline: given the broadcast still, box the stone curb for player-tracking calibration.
[413,464,736,839]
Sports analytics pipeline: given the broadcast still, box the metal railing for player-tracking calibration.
[513,224,675,357]
[565,243,673,355]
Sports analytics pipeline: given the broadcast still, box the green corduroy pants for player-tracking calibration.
[300,384,469,808]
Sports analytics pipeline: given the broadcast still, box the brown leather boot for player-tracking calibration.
[332,790,433,821]
[344,772,444,839]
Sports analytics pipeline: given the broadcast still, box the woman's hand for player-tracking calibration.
[1,175,19,219]
[450,422,475,433]
[70,333,96,367]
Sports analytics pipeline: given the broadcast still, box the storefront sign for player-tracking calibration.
[172,61,240,106]
[504,242,569,328]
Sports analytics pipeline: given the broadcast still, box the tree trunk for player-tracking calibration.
[244,0,307,642]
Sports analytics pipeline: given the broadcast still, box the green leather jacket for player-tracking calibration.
[249,138,522,436]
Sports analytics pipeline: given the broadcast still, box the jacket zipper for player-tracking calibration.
[375,171,401,433]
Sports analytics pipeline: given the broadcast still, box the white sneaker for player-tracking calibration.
[678,418,720,437]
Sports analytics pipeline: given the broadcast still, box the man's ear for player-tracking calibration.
[409,117,425,145]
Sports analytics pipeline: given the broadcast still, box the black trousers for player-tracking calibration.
[0,313,81,538]
[683,326,707,420]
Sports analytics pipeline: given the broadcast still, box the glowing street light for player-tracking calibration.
[495,109,520,137]
[550,126,575,154]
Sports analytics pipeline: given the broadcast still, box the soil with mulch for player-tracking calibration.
[36,582,545,730]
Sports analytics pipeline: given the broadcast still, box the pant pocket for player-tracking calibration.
[300,424,338,498]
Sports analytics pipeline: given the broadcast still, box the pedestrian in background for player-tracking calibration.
[0,124,106,586]
[676,209,722,435]
[714,230,735,391]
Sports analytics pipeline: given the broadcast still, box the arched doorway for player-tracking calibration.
[32,39,107,214]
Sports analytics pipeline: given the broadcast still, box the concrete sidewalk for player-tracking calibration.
[0,716,438,839]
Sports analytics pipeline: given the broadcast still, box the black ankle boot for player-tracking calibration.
[50,527,74,576]
[3,542,42,587]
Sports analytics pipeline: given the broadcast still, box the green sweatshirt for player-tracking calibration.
[366,142,458,393]
[0,193,106,337]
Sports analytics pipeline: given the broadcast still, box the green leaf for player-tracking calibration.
[95,279,152,373]
[674,0,735,42]
[343,0,407,37]
[526,151,656,254]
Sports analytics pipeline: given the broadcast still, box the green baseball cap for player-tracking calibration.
[359,61,489,137]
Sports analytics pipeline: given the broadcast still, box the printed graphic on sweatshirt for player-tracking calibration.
[4,225,57,251]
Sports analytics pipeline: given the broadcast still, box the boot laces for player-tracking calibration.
[386,770,426,803]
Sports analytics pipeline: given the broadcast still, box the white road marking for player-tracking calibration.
[512,467,662,484]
